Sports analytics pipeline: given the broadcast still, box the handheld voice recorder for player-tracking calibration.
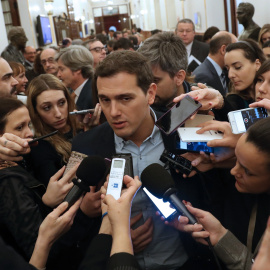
[106,158,126,200]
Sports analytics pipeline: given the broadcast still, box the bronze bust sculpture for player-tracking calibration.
[237,2,260,41]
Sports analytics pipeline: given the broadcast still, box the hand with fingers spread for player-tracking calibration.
[42,164,79,208]
[101,175,142,255]
[29,198,82,269]
[173,87,224,111]
[80,186,102,217]
[0,133,31,161]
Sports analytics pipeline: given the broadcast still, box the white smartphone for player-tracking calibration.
[228,107,269,134]
[143,187,177,220]
[106,158,126,200]
[177,127,223,142]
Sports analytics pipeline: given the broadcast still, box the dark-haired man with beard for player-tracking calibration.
[0,57,18,97]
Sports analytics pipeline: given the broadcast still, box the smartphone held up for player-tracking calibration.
[228,107,269,134]
[155,95,202,135]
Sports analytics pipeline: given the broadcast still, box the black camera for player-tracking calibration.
[160,149,194,176]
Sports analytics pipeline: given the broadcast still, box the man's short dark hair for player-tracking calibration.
[138,32,188,78]
[94,50,153,97]
[113,38,134,51]
[209,33,232,54]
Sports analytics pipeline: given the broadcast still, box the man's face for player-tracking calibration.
[57,59,77,89]
[89,41,106,68]
[176,23,195,45]
[0,58,18,97]
[24,46,36,63]
[152,66,180,107]
[97,72,156,143]
[40,49,58,75]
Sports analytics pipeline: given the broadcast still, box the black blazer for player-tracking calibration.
[193,58,227,96]
[188,39,209,72]
[76,78,94,110]
[72,120,206,207]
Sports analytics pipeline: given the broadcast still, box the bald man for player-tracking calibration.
[193,31,238,96]
[23,46,36,70]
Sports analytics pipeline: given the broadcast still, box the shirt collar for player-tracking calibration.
[207,56,223,76]
[114,108,160,150]
[74,79,88,98]
[185,41,193,55]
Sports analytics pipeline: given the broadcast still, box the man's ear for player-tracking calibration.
[73,69,82,76]
[220,44,227,56]
[147,83,157,105]
[174,70,186,86]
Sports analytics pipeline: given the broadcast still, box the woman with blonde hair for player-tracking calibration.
[258,24,270,48]
[27,74,79,185]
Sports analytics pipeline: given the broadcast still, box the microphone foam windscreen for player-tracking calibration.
[76,156,106,186]
[141,163,175,198]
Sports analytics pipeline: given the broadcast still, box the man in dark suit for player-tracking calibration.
[72,51,200,270]
[56,45,94,110]
[193,31,237,96]
[175,19,209,73]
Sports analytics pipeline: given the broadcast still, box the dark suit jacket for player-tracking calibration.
[72,120,208,213]
[76,78,94,110]
[188,39,209,73]
[193,58,227,96]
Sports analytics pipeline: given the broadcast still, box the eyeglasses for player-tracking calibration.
[89,46,107,53]
[41,57,55,66]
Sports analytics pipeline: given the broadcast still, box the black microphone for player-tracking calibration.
[63,156,106,208]
[142,164,223,270]
[141,163,197,224]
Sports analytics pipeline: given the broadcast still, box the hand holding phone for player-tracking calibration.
[155,95,202,135]
[228,107,269,134]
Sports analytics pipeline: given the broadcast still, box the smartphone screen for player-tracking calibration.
[176,139,214,154]
[155,95,202,134]
[229,107,268,134]
[143,187,177,220]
